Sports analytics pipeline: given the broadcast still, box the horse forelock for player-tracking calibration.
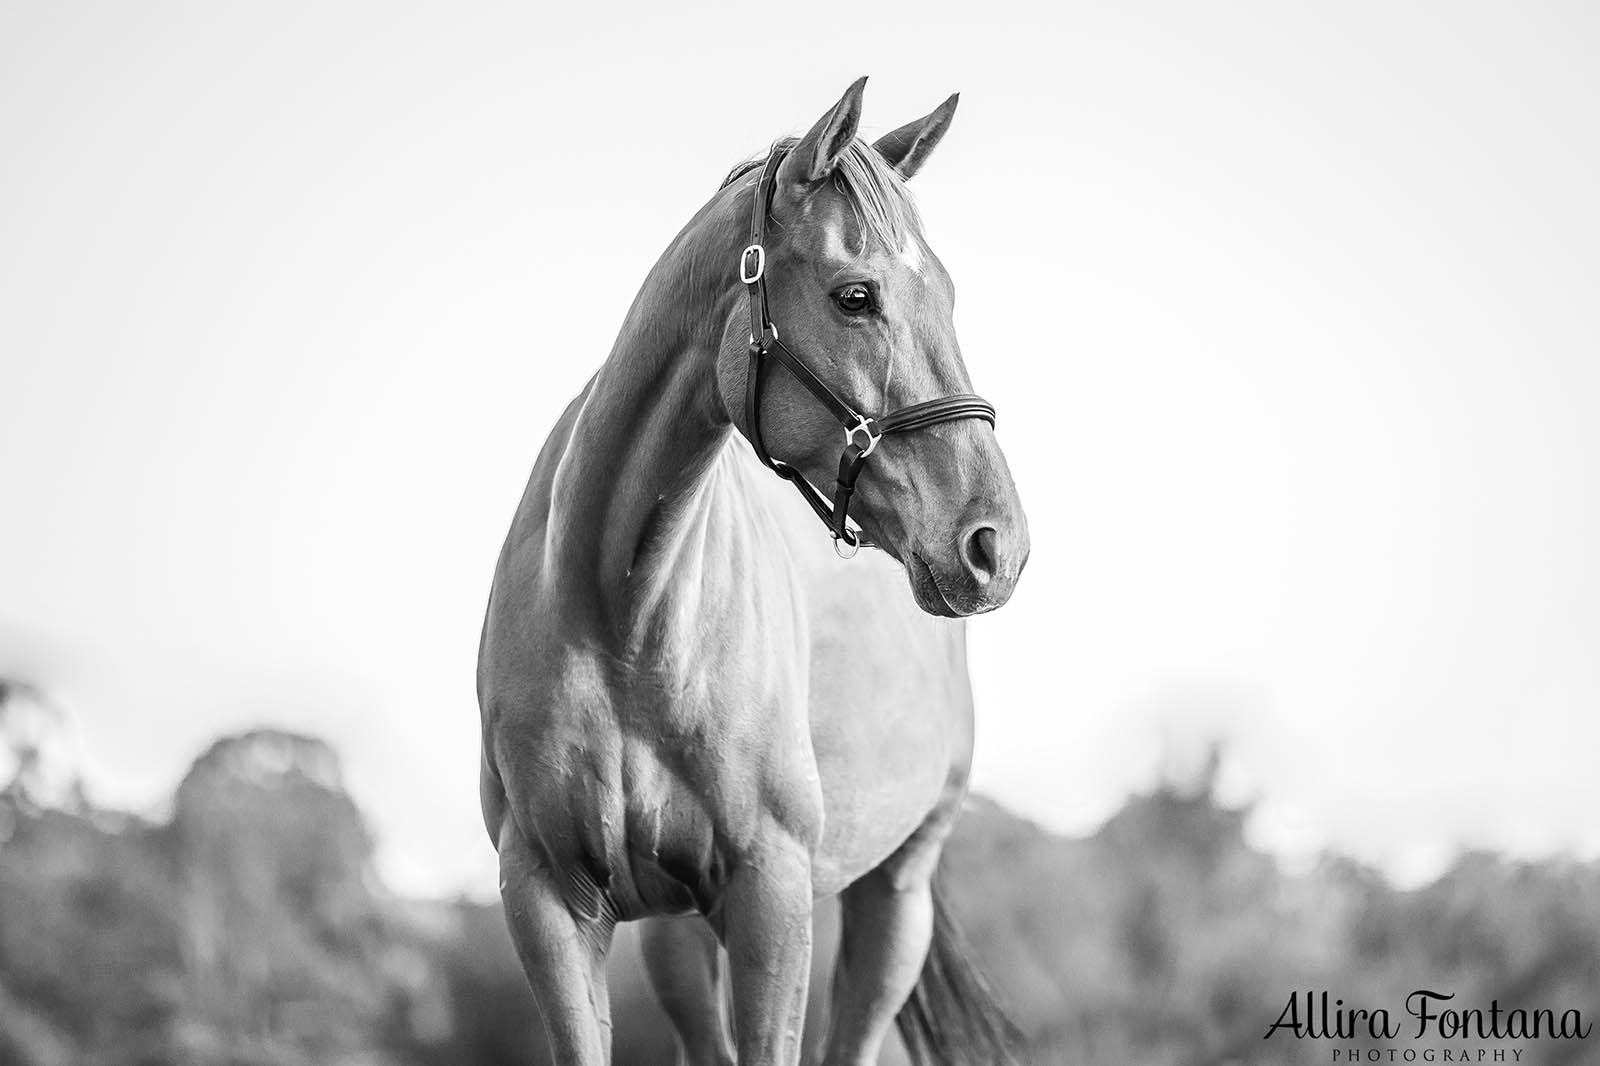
[721,137,922,254]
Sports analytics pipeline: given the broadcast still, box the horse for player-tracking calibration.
[476,77,1030,1066]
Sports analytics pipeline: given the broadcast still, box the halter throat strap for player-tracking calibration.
[738,149,996,558]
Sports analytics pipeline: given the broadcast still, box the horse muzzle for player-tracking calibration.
[908,517,1030,618]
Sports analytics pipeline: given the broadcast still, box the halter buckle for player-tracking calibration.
[739,244,766,285]
[844,415,880,458]
[748,323,778,351]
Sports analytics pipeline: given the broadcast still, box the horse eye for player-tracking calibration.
[832,284,874,315]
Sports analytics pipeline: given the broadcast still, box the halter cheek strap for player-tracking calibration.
[739,149,997,558]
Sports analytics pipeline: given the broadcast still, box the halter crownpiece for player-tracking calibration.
[739,149,997,559]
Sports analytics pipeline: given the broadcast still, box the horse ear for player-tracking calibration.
[873,93,959,179]
[777,76,868,194]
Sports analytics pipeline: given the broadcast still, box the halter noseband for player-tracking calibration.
[740,149,997,559]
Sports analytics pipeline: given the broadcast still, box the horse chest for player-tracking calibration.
[604,673,959,907]
[510,647,816,916]
[628,622,968,899]
[487,523,973,915]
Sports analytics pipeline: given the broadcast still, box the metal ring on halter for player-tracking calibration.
[833,529,860,559]
[748,323,778,346]
[844,415,880,457]
[739,244,765,284]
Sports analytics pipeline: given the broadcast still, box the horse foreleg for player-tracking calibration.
[497,820,617,1065]
[641,916,736,1066]
[718,838,814,1066]
[819,864,936,1066]
[818,809,953,1066]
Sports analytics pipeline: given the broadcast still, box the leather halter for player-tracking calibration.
[740,150,997,559]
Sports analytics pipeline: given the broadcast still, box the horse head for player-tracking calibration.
[717,78,1030,617]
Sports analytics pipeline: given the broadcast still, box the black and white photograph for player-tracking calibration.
[2,3,1596,1065]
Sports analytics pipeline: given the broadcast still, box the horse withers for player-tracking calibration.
[477,77,1030,1066]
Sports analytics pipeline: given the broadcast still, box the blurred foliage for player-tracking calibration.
[0,690,1596,1066]
[938,777,1600,1066]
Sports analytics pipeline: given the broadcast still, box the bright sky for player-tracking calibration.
[2,2,1597,897]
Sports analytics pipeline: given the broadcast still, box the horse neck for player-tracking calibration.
[547,185,794,654]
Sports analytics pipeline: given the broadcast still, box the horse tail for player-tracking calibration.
[893,879,1027,1066]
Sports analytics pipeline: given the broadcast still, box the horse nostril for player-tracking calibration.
[963,525,1000,584]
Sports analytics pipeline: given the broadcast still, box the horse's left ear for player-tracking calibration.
[873,93,959,179]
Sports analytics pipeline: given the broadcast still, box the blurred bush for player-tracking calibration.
[1,681,1596,1066]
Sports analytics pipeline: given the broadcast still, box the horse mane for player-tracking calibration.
[720,137,921,251]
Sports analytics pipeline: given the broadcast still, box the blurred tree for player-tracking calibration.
[165,729,425,1063]
[0,678,87,814]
